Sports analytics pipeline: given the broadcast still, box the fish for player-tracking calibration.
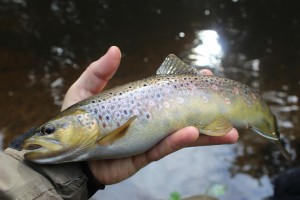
[22,54,292,163]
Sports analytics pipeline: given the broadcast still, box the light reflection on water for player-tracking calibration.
[188,30,223,71]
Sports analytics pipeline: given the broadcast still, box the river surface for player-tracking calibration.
[0,1,299,199]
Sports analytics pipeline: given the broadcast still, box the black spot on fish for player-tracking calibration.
[92,100,96,103]
[106,116,110,121]
[146,113,150,119]
[124,110,128,115]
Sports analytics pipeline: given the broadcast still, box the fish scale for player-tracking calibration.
[65,74,271,160]
[22,54,291,163]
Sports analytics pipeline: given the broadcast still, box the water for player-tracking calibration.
[0,0,299,199]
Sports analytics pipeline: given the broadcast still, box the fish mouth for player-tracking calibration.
[22,138,66,161]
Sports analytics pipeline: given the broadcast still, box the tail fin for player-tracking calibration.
[274,138,292,161]
[273,115,292,160]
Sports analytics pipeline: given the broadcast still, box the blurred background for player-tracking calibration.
[0,0,299,199]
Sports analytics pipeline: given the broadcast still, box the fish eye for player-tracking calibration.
[41,123,56,135]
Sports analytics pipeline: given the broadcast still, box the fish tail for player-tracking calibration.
[274,133,292,161]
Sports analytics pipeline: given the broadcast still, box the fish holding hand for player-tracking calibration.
[22,54,292,163]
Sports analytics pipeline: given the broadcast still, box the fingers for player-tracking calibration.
[131,127,199,170]
[132,127,238,171]
[61,46,121,110]
[189,128,239,147]
[199,69,213,75]
[77,46,121,96]
[146,127,200,161]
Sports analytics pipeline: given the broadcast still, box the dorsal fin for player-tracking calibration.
[156,54,202,75]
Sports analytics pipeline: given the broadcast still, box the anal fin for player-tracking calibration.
[201,117,233,136]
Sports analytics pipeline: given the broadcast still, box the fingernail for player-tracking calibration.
[199,69,213,75]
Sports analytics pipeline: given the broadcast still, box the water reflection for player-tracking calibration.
[187,30,223,70]
[50,77,64,106]
[98,146,273,200]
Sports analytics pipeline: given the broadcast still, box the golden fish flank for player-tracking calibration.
[22,54,291,163]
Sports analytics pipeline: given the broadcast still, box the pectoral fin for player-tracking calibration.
[98,116,137,146]
[201,117,233,136]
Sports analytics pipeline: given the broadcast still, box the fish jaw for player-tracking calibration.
[250,127,279,140]
[23,137,65,161]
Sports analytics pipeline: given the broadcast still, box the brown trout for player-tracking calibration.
[22,54,291,163]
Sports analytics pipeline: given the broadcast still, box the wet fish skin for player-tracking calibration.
[22,55,289,163]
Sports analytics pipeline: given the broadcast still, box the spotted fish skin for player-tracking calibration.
[74,74,275,160]
[23,54,286,164]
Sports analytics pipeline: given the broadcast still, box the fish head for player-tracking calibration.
[23,108,100,163]
[250,113,279,140]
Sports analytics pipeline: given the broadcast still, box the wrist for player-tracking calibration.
[81,162,105,197]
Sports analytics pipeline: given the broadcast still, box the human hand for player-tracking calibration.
[62,46,239,185]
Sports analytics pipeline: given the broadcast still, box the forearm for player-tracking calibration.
[0,148,90,200]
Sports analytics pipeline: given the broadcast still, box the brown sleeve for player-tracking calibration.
[0,148,88,200]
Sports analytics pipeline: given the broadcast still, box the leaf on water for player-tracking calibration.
[169,191,181,200]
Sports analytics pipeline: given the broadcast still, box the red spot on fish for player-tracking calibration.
[224,98,231,104]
